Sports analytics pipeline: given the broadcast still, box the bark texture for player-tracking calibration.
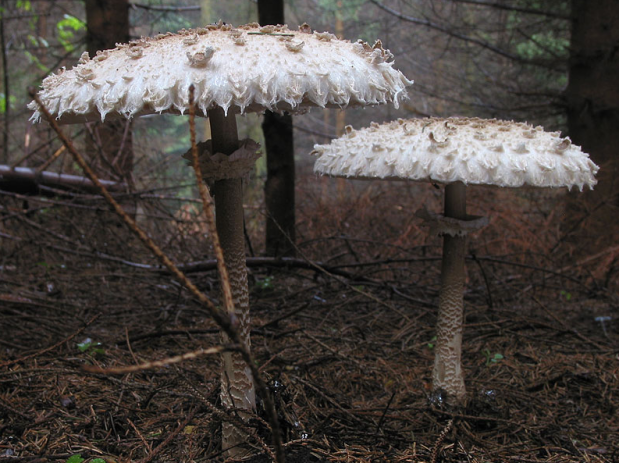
[564,0,618,269]
[85,0,134,186]
[258,0,296,257]
[262,111,295,256]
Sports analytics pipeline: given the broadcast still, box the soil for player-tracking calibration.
[0,175,617,462]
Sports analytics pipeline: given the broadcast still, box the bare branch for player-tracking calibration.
[448,0,570,20]
[368,0,559,69]
[0,164,127,194]
[130,2,200,12]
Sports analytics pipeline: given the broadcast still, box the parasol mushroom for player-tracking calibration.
[312,117,599,406]
[29,21,412,452]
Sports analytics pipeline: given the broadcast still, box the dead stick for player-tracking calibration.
[128,418,153,455]
[84,345,235,374]
[270,216,411,321]
[144,408,198,462]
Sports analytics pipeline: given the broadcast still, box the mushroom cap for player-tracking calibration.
[29,22,412,124]
[312,117,599,191]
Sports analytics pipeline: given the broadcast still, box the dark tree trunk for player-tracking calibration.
[85,0,134,187]
[258,0,296,257]
[564,0,618,276]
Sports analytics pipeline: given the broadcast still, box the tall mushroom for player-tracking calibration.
[29,22,412,452]
[313,117,599,406]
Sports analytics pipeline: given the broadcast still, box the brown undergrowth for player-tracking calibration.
[0,170,617,462]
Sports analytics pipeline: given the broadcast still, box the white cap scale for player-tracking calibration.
[313,117,598,191]
[29,22,412,124]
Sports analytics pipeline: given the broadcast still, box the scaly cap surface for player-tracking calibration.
[313,117,598,190]
[29,22,412,124]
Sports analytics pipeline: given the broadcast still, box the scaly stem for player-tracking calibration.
[208,108,256,458]
[432,181,468,406]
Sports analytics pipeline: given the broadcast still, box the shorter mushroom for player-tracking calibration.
[313,117,599,406]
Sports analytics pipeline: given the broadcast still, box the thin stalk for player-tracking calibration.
[433,181,468,405]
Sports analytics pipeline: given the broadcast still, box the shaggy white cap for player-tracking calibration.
[313,117,599,191]
[29,22,412,124]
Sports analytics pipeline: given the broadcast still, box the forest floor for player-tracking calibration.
[0,173,618,463]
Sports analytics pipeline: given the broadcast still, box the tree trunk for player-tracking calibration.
[258,0,296,257]
[564,0,618,279]
[85,0,134,187]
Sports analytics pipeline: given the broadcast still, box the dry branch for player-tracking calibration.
[0,164,127,194]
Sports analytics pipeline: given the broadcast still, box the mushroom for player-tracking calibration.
[29,22,412,452]
[312,117,599,406]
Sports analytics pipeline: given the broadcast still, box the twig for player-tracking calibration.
[373,391,396,439]
[291,375,365,425]
[144,408,198,462]
[530,295,607,351]
[0,313,101,369]
[471,253,494,309]
[125,327,140,365]
[128,418,153,455]
[0,394,33,421]
[130,2,200,12]
[430,418,453,462]
[431,407,522,426]
[153,256,363,280]
[36,144,66,173]
[83,345,235,375]
[270,217,412,321]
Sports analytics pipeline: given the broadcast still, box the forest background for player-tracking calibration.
[0,0,618,462]
[1,0,617,258]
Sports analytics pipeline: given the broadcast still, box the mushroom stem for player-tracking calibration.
[432,181,468,405]
[208,108,256,454]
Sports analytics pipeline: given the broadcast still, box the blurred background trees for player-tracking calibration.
[0,0,616,276]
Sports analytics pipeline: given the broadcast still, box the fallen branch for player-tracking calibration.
[83,345,235,374]
[155,256,364,280]
[0,164,127,195]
